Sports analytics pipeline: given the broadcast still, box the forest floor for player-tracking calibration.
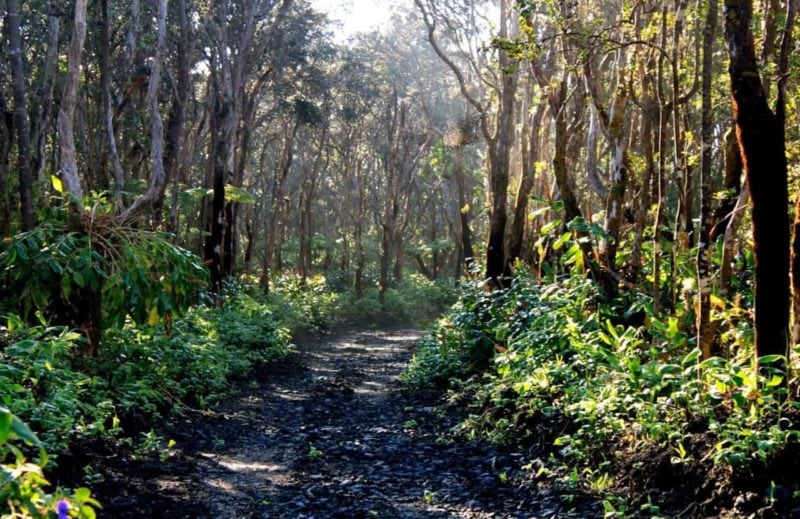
[83,326,600,518]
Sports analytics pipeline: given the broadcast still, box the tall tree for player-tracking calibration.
[6,0,35,230]
[723,0,791,365]
[56,0,88,220]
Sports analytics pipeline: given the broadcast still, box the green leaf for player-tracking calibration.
[552,232,572,251]
[74,487,91,501]
[681,348,701,367]
[9,414,40,446]
[759,354,785,365]
[61,275,72,300]
[766,375,784,387]
[0,408,13,444]
[540,219,562,235]
[202,185,257,204]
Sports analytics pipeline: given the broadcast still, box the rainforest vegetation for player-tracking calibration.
[1,0,800,516]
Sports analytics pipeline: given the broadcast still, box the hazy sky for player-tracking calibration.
[313,0,396,40]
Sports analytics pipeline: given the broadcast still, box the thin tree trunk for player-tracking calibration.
[454,147,474,274]
[117,0,168,224]
[720,185,749,297]
[653,4,669,315]
[485,0,515,286]
[56,0,88,216]
[7,0,36,230]
[100,0,126,198]
[31,7,59,206]
[697,0,718,359]
[158,0,190,227]
[710,128,743,242]
[0,91,11,236]
[585,104,609,201]
[506,102,545,273]
[261,119,300,292]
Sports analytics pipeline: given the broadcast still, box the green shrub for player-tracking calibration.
[339,274,456,325]
[266,274,342,332]
[0,406,98,518]
[406,268,796,501]
[0,281,293,515]
[0,211,208,350]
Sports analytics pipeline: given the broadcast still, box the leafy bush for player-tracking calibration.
[0,282,293,516]
[0,407,98,518]
[340,274,456,325]
[406,268,797,507]
[266,274,342,331]
[0,212,208,350]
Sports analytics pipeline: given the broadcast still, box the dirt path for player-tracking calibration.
[91,327,597,518]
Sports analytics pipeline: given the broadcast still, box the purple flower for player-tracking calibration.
[56,499,69,519]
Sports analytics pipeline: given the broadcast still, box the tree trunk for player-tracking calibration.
[0,92,11,236]
[7,0,36,230]
[117,0,168,224]
[630,60,656,269]
[56,0,88,219]
[485,0,516,287]
[791,190,800,346]
[585,104,609,201]
[261,118,300,292]
[379,219,393,304]
[697,0,718,359]
[710,128,743,242]
[720,185,749,297]
[206,97,230,296]
[454,148,474,274]
[158,0,190,227]
[30,6,59,207]
[506,102,545,273]
[724,0,791,364]
[99,0,125,198]
[355,220,365,299]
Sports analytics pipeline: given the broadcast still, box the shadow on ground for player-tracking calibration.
[85,327,599,518]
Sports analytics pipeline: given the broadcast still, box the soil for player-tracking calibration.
[82,326,600,518]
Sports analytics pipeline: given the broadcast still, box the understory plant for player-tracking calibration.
[406,266,798,512]
[0,406,98,518]
[0,282,293,516]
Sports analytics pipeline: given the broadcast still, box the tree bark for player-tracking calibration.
[697,0,719,359]
[117,0,168,224]
[56,0,88,218]
[30,6,59,207]
[454,148,474,274]
[506,102,545,273]
[724,0,791,364]
[710,128,743,242]
[0,91,11,236]
[98,0,126,200]
[485,0,515,287]
[7,0,36,230]
[720,185,749,297]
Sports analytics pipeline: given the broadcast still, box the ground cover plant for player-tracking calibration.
[407,259,800,516]
[0,285,294,517]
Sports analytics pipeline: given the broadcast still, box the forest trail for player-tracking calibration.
[92,328,596,518]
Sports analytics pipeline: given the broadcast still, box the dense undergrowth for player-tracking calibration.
[406,270,800,517]
[0,288,292,518]
[0,213,455,518]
